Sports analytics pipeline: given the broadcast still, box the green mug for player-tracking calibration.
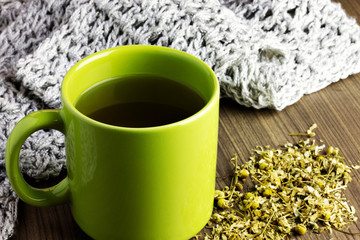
[6,45,219,240]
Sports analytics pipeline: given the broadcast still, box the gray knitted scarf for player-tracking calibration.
[1,0,360,238]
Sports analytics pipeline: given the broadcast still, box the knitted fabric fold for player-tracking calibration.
[15,0,360,110]
[1,0,360,239]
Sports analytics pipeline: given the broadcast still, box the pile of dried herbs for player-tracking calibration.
[203,124,359,240]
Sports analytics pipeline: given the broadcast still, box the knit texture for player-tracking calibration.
[1,0,360,238]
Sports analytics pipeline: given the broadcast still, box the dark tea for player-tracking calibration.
[75,75,206,127]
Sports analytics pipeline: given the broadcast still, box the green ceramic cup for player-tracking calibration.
[6,45,219,240]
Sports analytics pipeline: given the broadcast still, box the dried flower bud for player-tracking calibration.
[259,161,268,170]
[214,190,225,199]
[327,146,339,155]
[262,188,272,197]
[212,213,224,223]
[244,192,254,200]
[251,201,259,209]
[238,169,249,179]
[217,198,229,208]
[294,224,307,235]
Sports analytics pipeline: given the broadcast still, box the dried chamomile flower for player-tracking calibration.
[214,190,225,199]
[203,124,360,240]
[217,198,230,209]
[238,169,249,179]
[262,188,272,197]
[294,224,307,235]
[289,123,317,137]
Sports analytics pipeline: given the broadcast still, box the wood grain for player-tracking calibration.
[11,0,360,239]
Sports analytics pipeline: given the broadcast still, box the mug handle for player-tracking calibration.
[5,109,70,207]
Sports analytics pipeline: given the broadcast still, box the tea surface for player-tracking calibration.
[75,75,205,127]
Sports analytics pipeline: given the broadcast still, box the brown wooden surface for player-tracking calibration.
[11,0,360,239]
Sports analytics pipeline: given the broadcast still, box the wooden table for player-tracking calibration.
[11,0,360,239]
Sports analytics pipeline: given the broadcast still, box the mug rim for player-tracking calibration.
[61,45,219,131]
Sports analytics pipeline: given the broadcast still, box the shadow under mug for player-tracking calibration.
[6,45,219,240]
